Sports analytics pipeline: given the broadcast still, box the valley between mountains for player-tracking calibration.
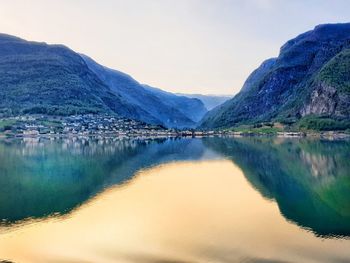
[1,23,350,135]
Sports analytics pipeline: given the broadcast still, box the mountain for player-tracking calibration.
[176,93,231,110]
[0,33,209,128]
[200,23,350,129]
[81,55,207,128]
[0,33,150,119]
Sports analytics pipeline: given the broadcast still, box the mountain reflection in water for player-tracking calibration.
[203,137,350,237]
[0,137,349,262]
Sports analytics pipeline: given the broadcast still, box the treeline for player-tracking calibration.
[298,115,350,131]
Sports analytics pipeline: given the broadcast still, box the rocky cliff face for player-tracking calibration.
[300,82,338,116]
[305,48,350,118]
[200,23,350,129]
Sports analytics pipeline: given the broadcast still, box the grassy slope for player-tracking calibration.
[0,35,158,123]
[317,48,350,93]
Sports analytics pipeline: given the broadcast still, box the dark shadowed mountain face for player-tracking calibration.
[200,23,350,129]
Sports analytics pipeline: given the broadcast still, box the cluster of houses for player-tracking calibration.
[0,114,220,138]
[60,115,168,136]
[2,114,309,138]
[0,115,166,137]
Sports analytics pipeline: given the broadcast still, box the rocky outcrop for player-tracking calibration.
[301,82,338,116]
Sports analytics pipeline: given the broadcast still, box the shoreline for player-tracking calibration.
[1,130,349,140]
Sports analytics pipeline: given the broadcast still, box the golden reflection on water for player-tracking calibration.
[0,160,350,263]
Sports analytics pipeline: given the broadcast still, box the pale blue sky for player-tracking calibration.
[1,0,350,95]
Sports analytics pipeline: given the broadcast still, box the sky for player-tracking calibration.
[1,0,350,95]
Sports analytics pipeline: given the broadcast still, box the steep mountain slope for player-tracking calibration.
[0,33,208,128]
[81,55,207,128]
[142,85,207,122]
[0,33,155,120]
[301,48,350,117]
[201,23,350,129]
[176,93,231,110]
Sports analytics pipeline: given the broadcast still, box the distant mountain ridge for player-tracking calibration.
[142,85,207,122]
[0,33,208,128]
[200,23,350,129]
[176,93,231,110]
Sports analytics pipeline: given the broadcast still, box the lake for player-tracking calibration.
[0,137,349,263]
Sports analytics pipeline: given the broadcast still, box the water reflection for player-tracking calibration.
[0,137,349,262]
[0,137,217,224]
[0,161,349,263]
[203,137,350,237]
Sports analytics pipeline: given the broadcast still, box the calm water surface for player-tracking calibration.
[0,137,349,263]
